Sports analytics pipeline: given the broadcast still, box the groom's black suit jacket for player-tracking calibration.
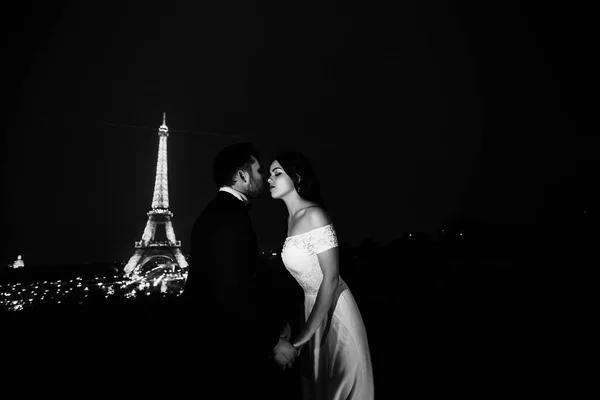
[184,191,285,369]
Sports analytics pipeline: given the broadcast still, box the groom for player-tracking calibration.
[183,142,298,398]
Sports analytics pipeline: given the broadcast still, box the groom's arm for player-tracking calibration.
[209,221,250,304]
[254,257,290,335]
[260,258,304,334]
[211,222,281,354]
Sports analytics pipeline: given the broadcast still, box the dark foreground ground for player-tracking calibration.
[1,230,593,398]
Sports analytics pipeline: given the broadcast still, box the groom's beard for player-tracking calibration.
[246,179,264,199]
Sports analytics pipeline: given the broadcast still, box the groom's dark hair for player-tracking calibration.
[213,142,260,187]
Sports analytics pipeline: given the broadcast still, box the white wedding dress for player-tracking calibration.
[282,224,374,400]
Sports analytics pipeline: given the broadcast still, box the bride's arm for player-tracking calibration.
[291,209,340,349]
[291,247,339,349]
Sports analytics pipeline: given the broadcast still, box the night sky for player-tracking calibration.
[2,1,596,267]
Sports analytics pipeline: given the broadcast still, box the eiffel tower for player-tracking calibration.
[123,112,188,277]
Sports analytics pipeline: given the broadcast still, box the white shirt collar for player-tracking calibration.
[219,186,249,203]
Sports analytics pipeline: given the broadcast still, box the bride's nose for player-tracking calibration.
[267,177,273,184]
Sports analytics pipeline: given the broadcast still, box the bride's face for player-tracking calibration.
[268,161,295,199]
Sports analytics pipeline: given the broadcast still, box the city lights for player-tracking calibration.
[0,265,186,312]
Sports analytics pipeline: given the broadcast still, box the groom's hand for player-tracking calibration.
[273,338,297,370]
[273,350,293,371]
[280,322,291,341]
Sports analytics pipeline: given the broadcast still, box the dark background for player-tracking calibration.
[2,1,596,267]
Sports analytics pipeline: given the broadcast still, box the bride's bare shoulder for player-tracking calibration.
[304,206,331,229]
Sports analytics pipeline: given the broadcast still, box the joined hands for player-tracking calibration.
[272,323,298,370]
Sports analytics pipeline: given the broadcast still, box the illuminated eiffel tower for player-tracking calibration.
[123,113,188,277]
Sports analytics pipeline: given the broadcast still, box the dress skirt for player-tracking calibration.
[301,282,374,400]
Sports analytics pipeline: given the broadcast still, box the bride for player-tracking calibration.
[268,151,374,400]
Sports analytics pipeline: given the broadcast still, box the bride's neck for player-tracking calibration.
[283,195,307,220]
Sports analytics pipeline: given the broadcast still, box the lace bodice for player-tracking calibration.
[281,224,339,295]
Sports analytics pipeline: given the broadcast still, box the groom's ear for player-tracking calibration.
[238,169,248,183]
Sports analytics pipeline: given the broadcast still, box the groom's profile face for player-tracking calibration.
[245,156,264,198]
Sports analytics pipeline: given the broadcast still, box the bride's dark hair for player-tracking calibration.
[273,151,327,209]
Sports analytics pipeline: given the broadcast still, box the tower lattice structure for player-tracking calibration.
[124,113,188,277]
